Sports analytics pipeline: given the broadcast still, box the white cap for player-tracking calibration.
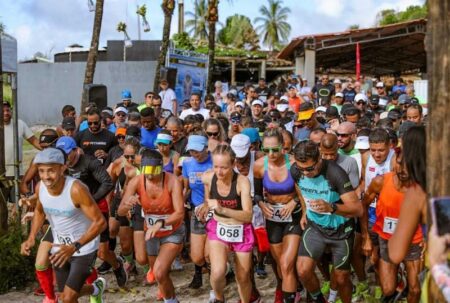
[335,92,344,98]
[280,95,289,102]
[114,106,128,115]
[379,112,389,119]
[315,106,327,113]
[379,97,388,107]
[235,101,245,108]
[354,93,367,103]
[333,79,342,84]
[423,107,428,116]
[355,136,370,150]
[252,99,264,107]
[376,81,385,88]
[230,134,251,158]
[276,104,289,112]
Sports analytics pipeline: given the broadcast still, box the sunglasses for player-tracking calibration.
[88,121,100,126]
[152,104,162,108]
[231,118,241,124]
[355,101,365,105]
[336,133,351,138]
[261,146,282,154]
[124,155,135,160]
[206,131,219,137]
[298,162,317,172]
[117,135,126,140]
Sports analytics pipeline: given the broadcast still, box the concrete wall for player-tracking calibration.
[18,61,157,125]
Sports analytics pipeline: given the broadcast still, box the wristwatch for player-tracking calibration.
[73,242,82,253]
[330,203,338,214]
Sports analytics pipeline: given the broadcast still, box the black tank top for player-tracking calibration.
[210,172,242,218]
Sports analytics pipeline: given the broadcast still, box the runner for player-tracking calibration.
[155,130,180,175]
[202,144,254,303]
[362,147,422,302]
[182,134,213,289]
[119,149,185,303]
[293,140,362,303]
[20,148,107,303]
[253,128,301,303]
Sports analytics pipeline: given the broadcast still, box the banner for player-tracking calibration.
[1,33,18,73]
[167,49,208,103]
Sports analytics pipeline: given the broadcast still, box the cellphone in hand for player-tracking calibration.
[431,197,450,236]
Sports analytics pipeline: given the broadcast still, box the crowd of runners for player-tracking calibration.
[9,74,447,303]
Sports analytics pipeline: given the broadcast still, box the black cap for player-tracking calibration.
[410,97,420,105]
[62,117,76,130]
[387,109,402,121]
[230,111,242,120]
[370,95,380,105]
[299,101,314,112]
[3,101,11,108]
[126,125,141,138]
[325,106,339,119]
[268,109,281,119]
[398,94,411,105]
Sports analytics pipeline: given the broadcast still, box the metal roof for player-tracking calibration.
[277,19,427,75]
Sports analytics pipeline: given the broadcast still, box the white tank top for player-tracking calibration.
[40,177,99,256]
[364,149,395,209]
[234,151,255,197]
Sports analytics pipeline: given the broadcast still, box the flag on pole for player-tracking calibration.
[356,42,361,80]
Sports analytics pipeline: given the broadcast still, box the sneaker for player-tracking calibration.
[146,269,157,285]
[90,277,106,303]
[274,289,283,303]
[171,256,184,271]
[255,264,267,278]
[374,286,383,300]
[238,290,261,303]
[321,281,331,295]
[156,289,164,301]
[42,297,58,303]
[34,287,45,296]
[124,262,137,276]
[208,290,216,303]
[97,261,112,274]
[188,272,203,289]
[113,257,128,288]
[351,281,369,302]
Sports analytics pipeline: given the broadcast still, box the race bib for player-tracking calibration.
[144,214,172,231]
[305,198,331,215]
[382,216,398,234]
[56,232,75,246]
[216,222,243,243]
[268,204,292,222]
[195,204,213,222]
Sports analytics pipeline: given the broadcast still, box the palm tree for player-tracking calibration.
[254,0,291,52]
[81,0,105,111]
[218,14,259,50]
[185,0,208,40]
[206,0,220,94]
[153,0,175,92]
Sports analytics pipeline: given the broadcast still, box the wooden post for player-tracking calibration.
[0,35,6,235]
[231,59,236,86]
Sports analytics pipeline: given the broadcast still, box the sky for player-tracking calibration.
[0,0,424,60]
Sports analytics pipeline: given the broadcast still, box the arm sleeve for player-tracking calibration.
[326,162,354,195]
[254,177,264,203]
[89,159,114,201]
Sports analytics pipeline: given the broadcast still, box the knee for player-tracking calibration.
[97,246,108,261]
[190,253,204,266]
[121,242,132,255]
[153,264,168,283]
[235,268,250,285]
[210,264,227,283]
[333,271,351,287]
[135,252,148,266]
[61,292,76,303]
[297,262,311,280]
[279,256,295,275]
[381,280,396,296]
[408,283,421,298]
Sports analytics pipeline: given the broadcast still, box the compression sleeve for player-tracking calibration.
[254,177,264,204]
[325,161,354,195]
[90,159,114,201]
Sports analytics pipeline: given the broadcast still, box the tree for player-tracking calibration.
[205,0,219,94]
[0,22,4,33]
[0,23,6,235]
[376,4,427,26]
[348,24,360,30]
[185,0,209,40]
[153,0,175,92]
[81,0,104,112]
[254,0,291,52]
[218,14,259,50]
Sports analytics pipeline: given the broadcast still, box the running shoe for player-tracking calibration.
[351,281,369,302]
[34,287,45,296]
[274,289,283,303]
[321,281,331,295]
[124,261,137,276]
[146,269,157,285]
[374,286,383,300]
[208,290,216,303]
[238,290,262,303]
[113,257,128,288]
[156,289,164,301]
[171,256,184,271]
[90,277,106,303]
[97,261,112,274]
[255,264,268,278]
[42,297,58,303]
[188,272,203,289]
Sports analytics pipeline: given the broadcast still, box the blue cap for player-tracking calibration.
[56,136,77,155]
[122,89,132,100]
[241,127,260,143]
[186,135,208,152]
[34,148,65,165]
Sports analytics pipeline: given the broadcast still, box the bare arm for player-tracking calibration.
[164,174,185,226]
[27,136,42,150]
[118,175,140,217]
[20,162,38,194]
[25,184,45,243]
[335,191,363,218]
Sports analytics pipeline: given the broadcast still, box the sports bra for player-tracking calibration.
[163,151,175,173]
[209,171,242,218]
[263,154,295,196]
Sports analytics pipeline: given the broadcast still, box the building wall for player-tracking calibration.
[18,61,157,125]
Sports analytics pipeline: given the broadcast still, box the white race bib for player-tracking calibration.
[382,217,398,234]
[56,232,75,246]
[268,204,292,222]
[305,198,331,215]
[144,214,172,231]
[216,222,243,243]
[195,204,213,222]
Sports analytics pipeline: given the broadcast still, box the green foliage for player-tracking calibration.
[0,223,36,294]
[348,24,360,30]
[195,45,266,58]
[172,32,195,51]
[376,4,427,26]
[185,0,209,40]
[217,14,259,50]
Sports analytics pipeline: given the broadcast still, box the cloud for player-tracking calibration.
[315,0,345,18]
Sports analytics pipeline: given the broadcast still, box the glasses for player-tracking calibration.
[336,133,351,138]
[261,146,282,154]
[117,135,126,140]
[88,121,100,126]
[124,155,135,160]
[206,131,219,137]
[298,162,317,172]
[355,101,365,105]
[231,118,241,124]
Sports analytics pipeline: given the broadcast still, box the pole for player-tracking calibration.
[11,74,19,213]
[137,5,141,40]
[356,42,360,81]
[178,0,185,34]
[0,34,7,235]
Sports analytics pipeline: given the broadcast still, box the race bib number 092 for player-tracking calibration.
[216,222,243,243]
[145,214,173,231]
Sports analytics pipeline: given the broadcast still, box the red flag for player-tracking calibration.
[356,42,361,81]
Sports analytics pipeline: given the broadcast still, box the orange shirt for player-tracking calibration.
[289,96,302,113]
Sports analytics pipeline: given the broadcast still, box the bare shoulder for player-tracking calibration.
[201,170,214,184]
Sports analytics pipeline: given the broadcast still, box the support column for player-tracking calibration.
[231,59,236,86]
[260,60,266,80]
[304,49,316,88]
[295,56,305,77]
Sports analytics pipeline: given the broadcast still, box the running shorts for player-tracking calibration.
[131,205,144,231]
[109,195,130,227]
[378,236,422,262]
[146,223,186,256]
[190,213,207,235]
[265,207,302,244]
[206,218,255,253]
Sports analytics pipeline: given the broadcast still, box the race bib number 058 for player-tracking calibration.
[216,222,243,243]
[145,214,173,231]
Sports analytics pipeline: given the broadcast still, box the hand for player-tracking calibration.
[195,203,210,222]
[258,201,273,219]
[207,199,219,210]
[124,195,140,210]
[18,194,37,208]
[20,238,35,256]
[94,150,107,159]
[145,222,162,240]
[300,214,307,230]
[280,200,297,219]
[49,244,76,268]
[361,235,373,257]
[309,199,332,213]
[428,225,450,267]
[21,211,35,224]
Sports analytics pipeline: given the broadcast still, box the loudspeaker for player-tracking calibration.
[160,67,177,89]
[84,84,107,109]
